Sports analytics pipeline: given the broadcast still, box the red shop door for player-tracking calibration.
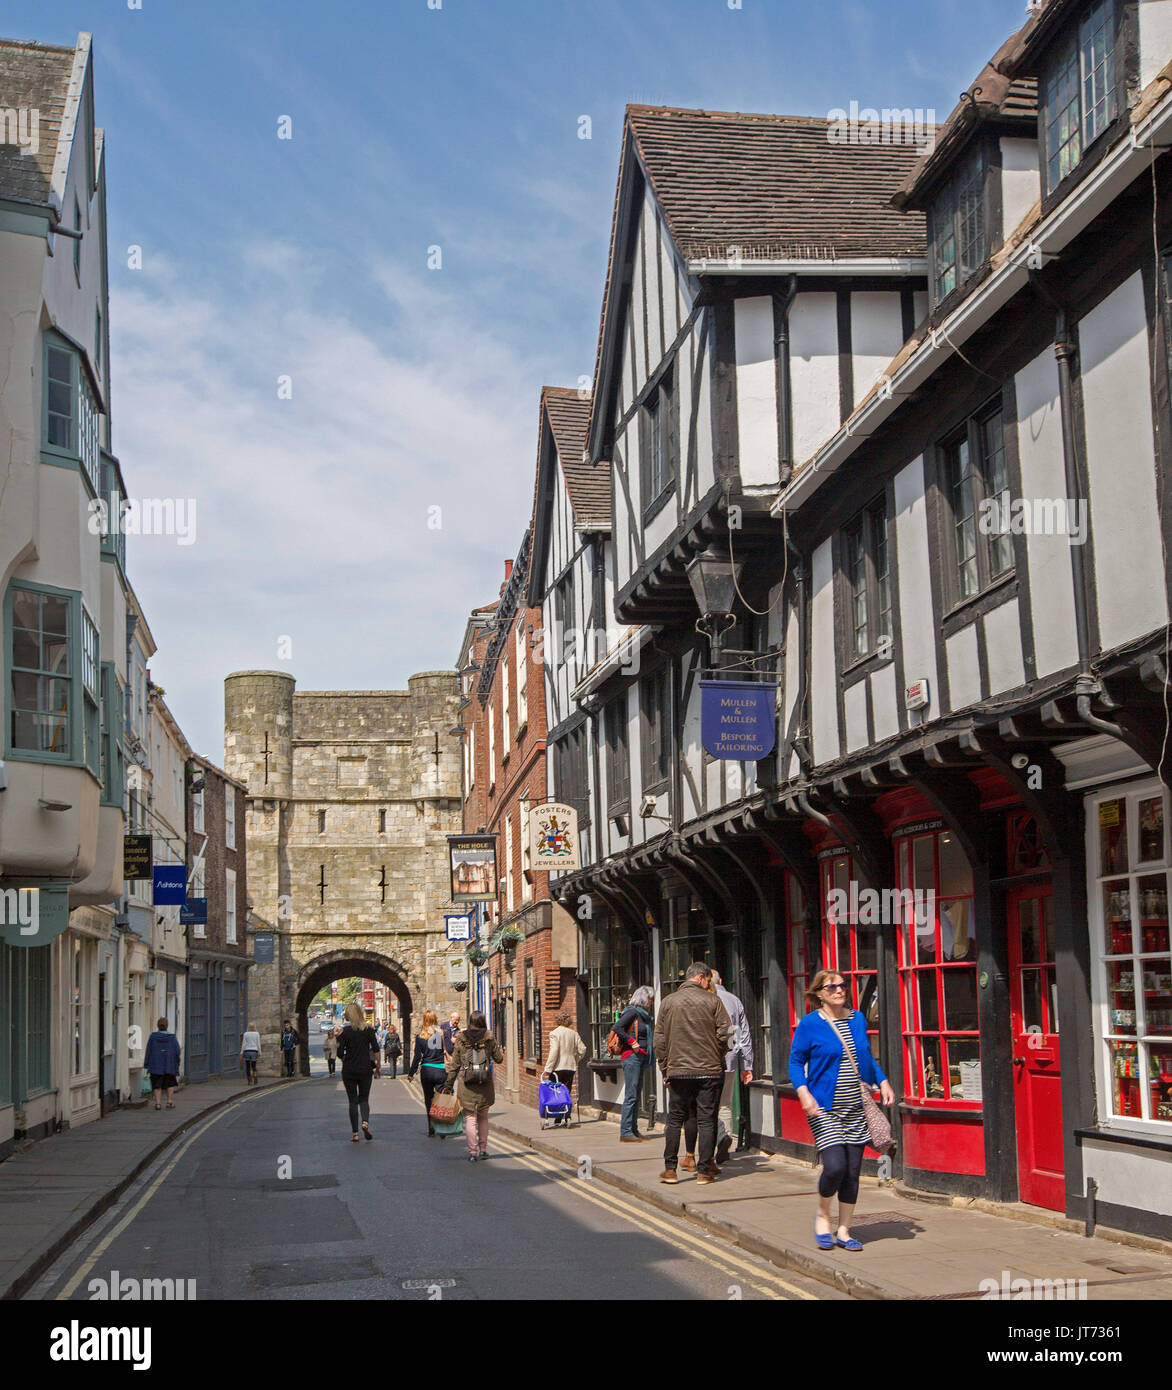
[1007,886,1065,1210]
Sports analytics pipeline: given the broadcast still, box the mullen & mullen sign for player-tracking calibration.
[700,681,776,761]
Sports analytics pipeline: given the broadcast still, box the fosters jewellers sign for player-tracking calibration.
[700,681,777,761]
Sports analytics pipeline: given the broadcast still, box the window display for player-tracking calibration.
[1093,785,1172,1126]
[820,851,879,1060]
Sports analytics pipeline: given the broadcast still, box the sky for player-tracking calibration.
[12,0,1028,759]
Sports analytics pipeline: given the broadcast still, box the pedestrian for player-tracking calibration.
[407,1009,448,1136]
[543,1011,586,1125]
[336,1001,381,1143]
[654,962,731,1185]
[612,985,655,1142]
[445,1010,504,1162]
[383,1023,402,1078]
[280,1019,299,1078]
[323,1027,338,1076]
[789,969,895,1251]
[680,967,752,1170]
[239,1022,261,1086]
[144,1017,181,1110]
[441,1009,462,1056]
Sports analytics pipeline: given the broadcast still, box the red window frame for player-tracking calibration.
[785,872,809,1032]
[820,852,880,1061]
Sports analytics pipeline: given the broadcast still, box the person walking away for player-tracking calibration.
[680,967,752,1169]
[544,1011,586,1124]
[280,1020,299,1078]
[337,1002,381,1142]
[239,1023,261,1086]
[446,1010,504,1162]
[407,1010,448,1135]
[612,986,655,1142]
[145,1018,181,1110]
[442,1010,461,1056]
[322,1027,338,1077]
[790,969,895,1251]
[384,1024,402,1078]
[654,963,730,1185]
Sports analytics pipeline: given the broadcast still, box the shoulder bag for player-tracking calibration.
[837,1015,895,1155]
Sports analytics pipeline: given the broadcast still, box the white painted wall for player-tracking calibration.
[892,456,940,722]
[1000,137,1040,241]
[983,598,1026,694]
[789,292,841,465]
[1081,1138,1172,1218]
[780,600,801,782]
[870,662,899,743]
[946,624,981,710]
[1140,0,1172,89]
[850,291,904,406]
[810,538,840,765]
[1015,350,1079,678]
[1080,272,1168,651]
[735,295,779,486]
[843,679,869,752]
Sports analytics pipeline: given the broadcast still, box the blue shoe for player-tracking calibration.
[814,1221,834,1251]
[836,1236,863,1251]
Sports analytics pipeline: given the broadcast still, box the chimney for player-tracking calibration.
[504,559,513,582]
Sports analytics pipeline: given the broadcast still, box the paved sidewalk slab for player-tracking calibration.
[0,1076,293,1300]
[489,1101,1172,1302]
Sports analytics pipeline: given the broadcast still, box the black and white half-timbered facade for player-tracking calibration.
[539,1,1172,1238]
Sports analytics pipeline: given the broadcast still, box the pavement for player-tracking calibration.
[0,1073,291,1300]
[487,1099,1172,1301]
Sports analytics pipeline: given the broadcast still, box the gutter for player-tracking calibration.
[571,626,653,702]
[771,83,1172,518]
[687,256,928,277]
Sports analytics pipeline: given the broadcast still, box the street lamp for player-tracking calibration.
[685,545,741,668]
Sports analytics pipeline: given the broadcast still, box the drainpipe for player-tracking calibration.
[775,276,799,487]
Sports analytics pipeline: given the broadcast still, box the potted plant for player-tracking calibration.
[465,946,488,968]
[489,924,523,961]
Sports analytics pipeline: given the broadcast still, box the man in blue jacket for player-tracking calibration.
[144,1018,181,1111]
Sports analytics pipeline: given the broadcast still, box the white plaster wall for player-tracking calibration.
[781,600,801,782]
[646,193,664,367]
[661,217,680,345]
[750,1086,777,1138]
[619,312,634,419]
[705,756,721,809]
[1001,137,1040,240]
[870,662,899,742]
[983,598,1026,695]
[844,679,869,752]
[1015,350,1079,678]
[645,496,676,556]
[612,436,632,590]
[789,292,841,464]
[1080,272,1168,651]
[892,456,940,721]
[810,538,840,765]
[946,624,981,710]
[912,291,928,329]
[682,661,703,821]
[1140,0,1172,89]
[851,291,903,406]
[735,295,779,486]
[1081,1139,1172,1218]
[631,203,647,391]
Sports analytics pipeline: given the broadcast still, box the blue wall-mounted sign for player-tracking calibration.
[180,897,208,926]
[153,864,187,905]
[700,681,777,761]
[445,913,473,941]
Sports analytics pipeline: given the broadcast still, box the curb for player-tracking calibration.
[491,1120,905,1301]
[1,1077,297,1302]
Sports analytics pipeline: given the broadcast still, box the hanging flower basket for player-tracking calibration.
[489,924,524,957]
[465,946,489,967]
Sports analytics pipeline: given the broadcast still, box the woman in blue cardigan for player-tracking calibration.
[789,969,895,1251]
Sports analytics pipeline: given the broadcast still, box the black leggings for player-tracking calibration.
[419,1066,445,1131]
[818,1143,865,1205]
[385,1053,398,1077]
[343,1074,372,1132]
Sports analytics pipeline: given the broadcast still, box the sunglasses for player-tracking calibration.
[821,983,846,992]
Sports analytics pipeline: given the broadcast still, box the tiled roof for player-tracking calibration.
[0,37,75,207]
[892,29,1038,208]
[543,387,608,527]
[627,106,928,262]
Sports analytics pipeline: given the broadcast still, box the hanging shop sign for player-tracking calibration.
[152,864,187,906]
[700,681,777,760]
[448,956,469,985]
[180,898,208,926]
[445,913,473,941]
[528,801,581,872]
[0,881,71,947]
[253,932,275,963]
[123,834,152,880]
[449,835,498,902]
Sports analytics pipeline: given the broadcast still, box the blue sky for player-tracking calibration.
[16,0,1027,758]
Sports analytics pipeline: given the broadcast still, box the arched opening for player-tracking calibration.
[293,950,414,1078]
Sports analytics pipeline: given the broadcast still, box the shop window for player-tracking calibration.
[786,872,810,1033]
[585,918,646,1057]
[1094,786,1172,1125]
[662,895,711,995]
[821,853,880,1060]
[896,829,980,1105]
[523,960,540,1061]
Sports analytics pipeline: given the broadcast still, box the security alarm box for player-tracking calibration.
[905,679,931,711]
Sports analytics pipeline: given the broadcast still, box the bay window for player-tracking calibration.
[7,583,93,767]
[43,334,101,494]
[1042,0,1119,193]
[929,145,986,304]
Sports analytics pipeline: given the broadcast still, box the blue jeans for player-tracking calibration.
[621,1053,646,1137]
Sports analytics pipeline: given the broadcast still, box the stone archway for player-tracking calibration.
[293,949,415,1078]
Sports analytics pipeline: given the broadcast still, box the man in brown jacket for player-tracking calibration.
[654,961,732,1185]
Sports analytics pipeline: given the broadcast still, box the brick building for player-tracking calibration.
[184,756,249,1081]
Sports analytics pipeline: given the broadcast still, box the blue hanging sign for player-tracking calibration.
[253,932,275,963]
[153,864,187,906]
[445,913,473,941]
[180,897,208,926]
[700,681,777,761]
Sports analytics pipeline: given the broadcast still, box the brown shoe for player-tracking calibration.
[619,1135,645,1143]
[659,1168,679,1184]
[696,1164,719,1184]
[680,1154,697,1171]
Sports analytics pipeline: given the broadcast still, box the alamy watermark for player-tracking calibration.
[979,496,1088,545]
[826,102,936,151]
[87,496,197,546]
[826,883,934,928]
[87,1271,197,1300]
[0,106,39,155]
[0,886,39,937]
[980,1269,1088,1300]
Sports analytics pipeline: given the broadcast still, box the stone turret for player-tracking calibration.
[224,671,295,800]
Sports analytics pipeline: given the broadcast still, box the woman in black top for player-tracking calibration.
[407,1009,447,1136]
[336,1002,380,1142]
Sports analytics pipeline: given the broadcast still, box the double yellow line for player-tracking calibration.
[402,1080,815,1301]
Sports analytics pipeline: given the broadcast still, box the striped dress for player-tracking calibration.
[807,1016,868,1151]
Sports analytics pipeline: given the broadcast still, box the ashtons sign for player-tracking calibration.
[528,801,580,872]
[700,681,776,760]
[449,835,497,902]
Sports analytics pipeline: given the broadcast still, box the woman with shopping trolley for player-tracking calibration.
[541,1011,587,1127]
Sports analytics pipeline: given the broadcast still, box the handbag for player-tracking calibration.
[139,1071,153,1097]
[836,1015,895,1154]
[428,1090,462,1124]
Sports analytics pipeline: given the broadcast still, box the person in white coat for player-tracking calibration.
[544,1011,587,1121]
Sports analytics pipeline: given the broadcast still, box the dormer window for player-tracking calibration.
[1041,0,1118,193]
[930,147,986,305]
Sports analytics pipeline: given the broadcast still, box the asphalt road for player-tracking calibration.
[28,1064,830,1302]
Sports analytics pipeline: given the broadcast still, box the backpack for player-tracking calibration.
[607,1012,638,1057]
[463,1042,492,1085]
